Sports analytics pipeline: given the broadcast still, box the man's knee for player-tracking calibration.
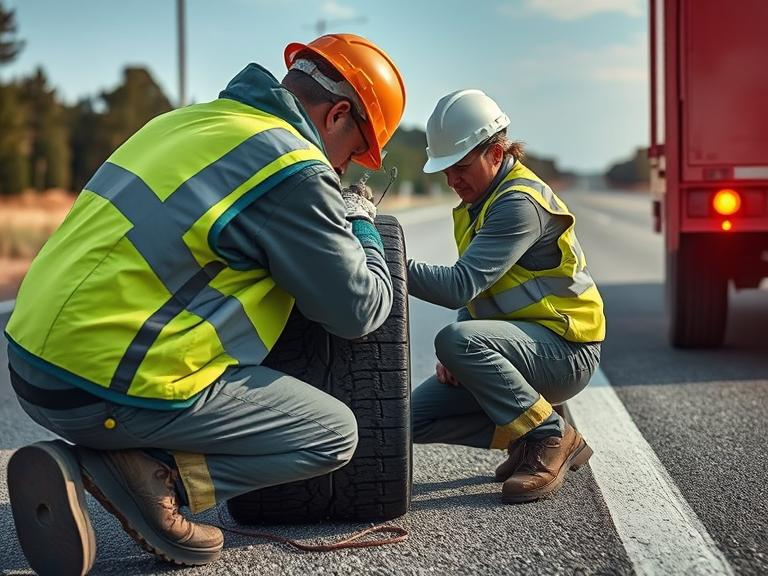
[316,401,359,468]
[434,322,471,369]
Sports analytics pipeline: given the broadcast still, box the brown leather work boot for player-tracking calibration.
[494,439,525,481]
[496,404,571,481]
[77,447,223,566]
[501,423,593,504]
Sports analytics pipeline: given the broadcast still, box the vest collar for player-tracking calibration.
[219,63,325,154]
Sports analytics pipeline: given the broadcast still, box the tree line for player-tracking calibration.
[0,2,571,198]
[1,64,175,196]
[0,3,170,196]
[604,147,649,187]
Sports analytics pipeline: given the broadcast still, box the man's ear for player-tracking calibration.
[325,100,353,132]
[490,142,505,167]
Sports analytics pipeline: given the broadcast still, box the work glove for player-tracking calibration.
[341,183,377,222]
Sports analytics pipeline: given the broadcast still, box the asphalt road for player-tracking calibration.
[1,185,766,575]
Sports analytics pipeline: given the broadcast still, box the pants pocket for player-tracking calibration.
[35,403,111,446]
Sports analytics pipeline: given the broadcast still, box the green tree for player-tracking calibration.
[100,67,173,152]
[68,98,103,191]
[0,1,24,64]
[605,147,649,186]
[0,1,27,195]
[0,83,28,195]
[21,67,71,190]
[69,66,173,191]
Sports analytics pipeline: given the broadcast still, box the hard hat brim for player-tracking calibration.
[285,40,383,171]
[353,150,382,171]
[423,148,471,174]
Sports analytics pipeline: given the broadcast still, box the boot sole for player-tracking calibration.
[77,448,222,566]
[501,437,593,504]
[8,441,96,576]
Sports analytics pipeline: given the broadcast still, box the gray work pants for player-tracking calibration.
[10,352,358,513]
[412,320,601,449]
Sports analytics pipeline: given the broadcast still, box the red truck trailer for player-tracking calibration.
[649,0,768,348]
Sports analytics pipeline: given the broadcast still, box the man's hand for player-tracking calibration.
[341,184,377,222]
[436,362,460,387]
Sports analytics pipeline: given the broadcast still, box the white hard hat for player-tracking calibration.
[423,89,510,174]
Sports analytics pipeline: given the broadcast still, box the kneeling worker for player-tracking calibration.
[409,89,605,503]
[5,34,405,574]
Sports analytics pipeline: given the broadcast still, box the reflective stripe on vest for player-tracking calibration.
[6,99,331,401]
[453,161,605,343]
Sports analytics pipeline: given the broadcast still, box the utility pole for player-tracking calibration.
[177,0,187,107]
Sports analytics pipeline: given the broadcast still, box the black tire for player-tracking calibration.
[667,233,729,348]
[227,215,412,523]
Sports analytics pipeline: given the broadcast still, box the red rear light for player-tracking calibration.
[712,189,741,216]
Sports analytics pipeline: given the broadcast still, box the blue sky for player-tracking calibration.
[2,0,648,173]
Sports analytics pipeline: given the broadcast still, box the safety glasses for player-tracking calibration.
[357,151,398,207]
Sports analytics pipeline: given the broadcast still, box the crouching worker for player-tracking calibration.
[408,90,605,503]
[5,33,406,575]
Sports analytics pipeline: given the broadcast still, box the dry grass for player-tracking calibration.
[0,190,74,260]
[0,190,74,297]
[0,189,443,260]
[0,189,448,299]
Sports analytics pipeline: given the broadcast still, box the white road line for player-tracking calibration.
[568,368,735,576]
[0,299,15,315]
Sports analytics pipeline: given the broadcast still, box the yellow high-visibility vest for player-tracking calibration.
[6,98,330,405]
[453,161,605,343]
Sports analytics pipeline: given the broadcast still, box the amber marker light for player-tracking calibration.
[712,189,741,216]
[721,220,733,231]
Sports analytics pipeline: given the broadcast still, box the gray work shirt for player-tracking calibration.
[407,157,570,321]
[216,63,393,339]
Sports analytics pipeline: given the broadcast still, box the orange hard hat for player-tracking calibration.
[285,33,406,170]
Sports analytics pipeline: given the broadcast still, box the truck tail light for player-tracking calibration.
[712,189,741,216]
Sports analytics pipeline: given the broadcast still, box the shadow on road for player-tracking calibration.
[601,282,768,387]
[411,491,500,512]
[413,474,494,493]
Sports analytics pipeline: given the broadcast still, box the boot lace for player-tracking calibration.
[517,440,547,474]
[153,468,187,531]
